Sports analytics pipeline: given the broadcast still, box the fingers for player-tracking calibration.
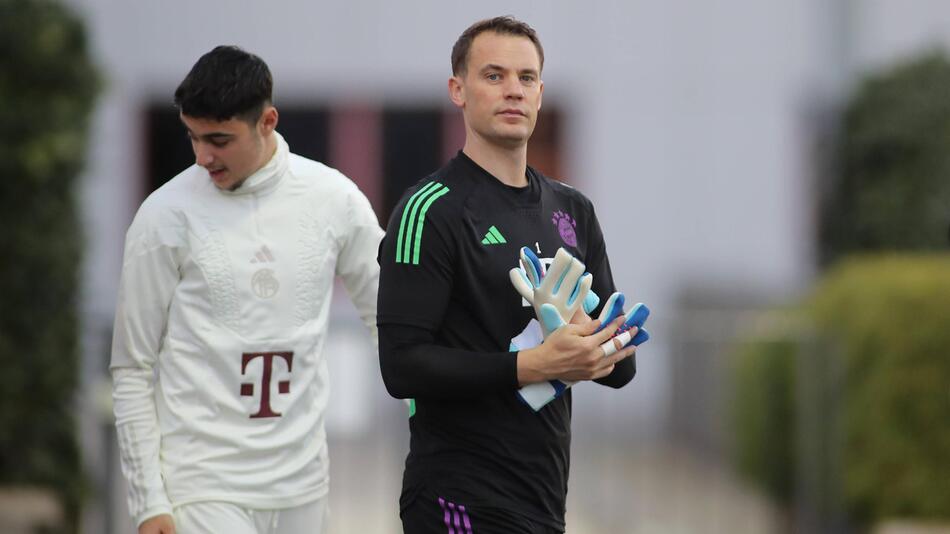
[539,248,577,294]
[548,259,585,310]
[625,302,651,329]
[596,344,636,377]
[582,289,601,314]
[595,292,625,330]
[520,247,544,289]
[593,362,615,379]
[592,344,636,379]
[589,316,627,345]
[572,314,607,336]
[566,272,593,310]
[509,267,534,303]
[556,257,586,301]
[569,306,592,325]
[599,329,633,357]
[536,248,565,293]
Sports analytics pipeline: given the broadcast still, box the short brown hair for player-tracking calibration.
[451,16,544,76]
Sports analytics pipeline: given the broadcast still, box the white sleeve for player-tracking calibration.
[335,187,384,349]
[110,218,181,526]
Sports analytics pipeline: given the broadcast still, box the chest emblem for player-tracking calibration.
[252,269,280,299]
[249,245,279,299]
[551,210,577,247]
[480,225,507,245]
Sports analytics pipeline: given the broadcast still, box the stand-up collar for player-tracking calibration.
[218,132,289,196]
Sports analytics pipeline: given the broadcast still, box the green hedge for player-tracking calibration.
[732,255,950,526]
[732,336,798,504]
[812,255,950,522]
[820,53,950,265]
[0,0,99,531]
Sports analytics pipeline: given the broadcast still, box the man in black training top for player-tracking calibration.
[377,16,637,534]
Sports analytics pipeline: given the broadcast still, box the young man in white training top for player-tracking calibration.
[110,45,383,534]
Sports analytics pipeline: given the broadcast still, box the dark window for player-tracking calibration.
[144,105,329,197]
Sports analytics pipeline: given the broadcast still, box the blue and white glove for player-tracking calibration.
[510,247,651,411]
[509,247,594,338]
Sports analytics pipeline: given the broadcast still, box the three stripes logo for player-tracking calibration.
[250,245,275,264]
[481,225,506,245]
[395,181,450,265]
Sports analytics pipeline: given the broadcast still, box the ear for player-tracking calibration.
[259,105,279,135]
[448,76,465,108]
[537,79,544,112]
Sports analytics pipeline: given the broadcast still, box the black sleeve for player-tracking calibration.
[378,324,518,399]
[376,182,519,399]
[584,200,636,389]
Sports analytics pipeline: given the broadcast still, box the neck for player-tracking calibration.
[232,132,279,191]
[461,131,528,188]
[259,131,278,169]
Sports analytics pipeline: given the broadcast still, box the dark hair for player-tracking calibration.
[451,16,544,76]
[174,45,273,123]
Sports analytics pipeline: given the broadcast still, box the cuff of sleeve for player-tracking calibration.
[500,350,520,389]
[137,504,174,528]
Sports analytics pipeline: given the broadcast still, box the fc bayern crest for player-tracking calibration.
[551,210,577,247]
[251,268,280,299]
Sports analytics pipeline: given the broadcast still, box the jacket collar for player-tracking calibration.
[218,131,289,196]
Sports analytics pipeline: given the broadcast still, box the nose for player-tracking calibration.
[504,78,525,99]
[194,142,214,167]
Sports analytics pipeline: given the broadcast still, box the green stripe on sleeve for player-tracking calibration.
[395,181,440,263]
[402,184,446,263]
[411,186,450,265]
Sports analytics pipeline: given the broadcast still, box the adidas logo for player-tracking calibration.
[250,245,275,264]
[481,226,507,245]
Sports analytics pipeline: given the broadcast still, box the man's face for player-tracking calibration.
[180,111,272,191]
[451,32,544,149]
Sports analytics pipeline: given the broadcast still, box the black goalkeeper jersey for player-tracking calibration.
[377,151,634,530]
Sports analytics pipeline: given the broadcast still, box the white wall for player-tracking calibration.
[69,0,950,436]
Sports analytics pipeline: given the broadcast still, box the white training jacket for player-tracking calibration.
[110,133,382,527]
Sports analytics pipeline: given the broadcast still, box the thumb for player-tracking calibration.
[574,315,604,336]
[509,267,534,303]
[538,303,567,336]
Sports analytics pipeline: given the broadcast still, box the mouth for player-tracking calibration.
[497,109,526,118]
[207,168,227,180]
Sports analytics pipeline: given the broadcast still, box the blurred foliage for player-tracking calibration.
[732,255,950,527]
[0,0,99,531]
[732,336,797,504]
[819,53,950,265]
[811,255,950,523]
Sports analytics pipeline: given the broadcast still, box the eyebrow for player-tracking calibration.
[480,63,539,76]
[183,127,234,141]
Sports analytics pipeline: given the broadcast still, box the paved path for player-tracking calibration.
[327,433,782,534]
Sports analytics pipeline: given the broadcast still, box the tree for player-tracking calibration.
[0,0,99,530]
[820,53,950,265]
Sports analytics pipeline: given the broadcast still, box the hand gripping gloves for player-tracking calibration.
[509,247,650,411]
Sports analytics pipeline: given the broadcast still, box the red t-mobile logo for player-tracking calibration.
[240,351,294,418]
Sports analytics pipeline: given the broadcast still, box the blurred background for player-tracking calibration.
[1,0,949,532]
